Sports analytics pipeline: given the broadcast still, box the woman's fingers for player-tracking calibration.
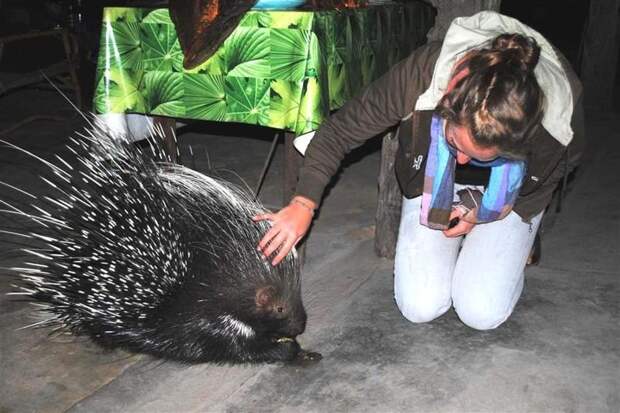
[449,208,465,220]
[253,212,274,222]
[258,225,279,252]
[443,218,475,237]
[270,235,298,266]
[442,206,475,237]
[261,229,289,260]
[263,231,291,265]
[255,197,315,265]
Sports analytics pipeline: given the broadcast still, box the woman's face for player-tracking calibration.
[445,121,500,165]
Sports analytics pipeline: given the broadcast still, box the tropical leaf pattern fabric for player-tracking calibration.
[94,4,433,135]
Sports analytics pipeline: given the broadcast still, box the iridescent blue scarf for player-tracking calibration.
[420,114,526,230]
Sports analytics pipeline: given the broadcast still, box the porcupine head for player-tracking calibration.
[127,165,310,364]
[141,212,309,364]
[2,125,309,364]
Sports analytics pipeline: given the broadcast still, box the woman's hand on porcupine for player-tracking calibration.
[254,196,316,266]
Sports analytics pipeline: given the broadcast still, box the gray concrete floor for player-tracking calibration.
[0,89,618,413]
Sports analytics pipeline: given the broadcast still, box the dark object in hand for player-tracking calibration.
[448,217,460,229]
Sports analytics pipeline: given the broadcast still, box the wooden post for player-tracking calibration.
[375,131,402,259]
[283,131,302,203]
[580,0,620,110]
[153,117,179,164]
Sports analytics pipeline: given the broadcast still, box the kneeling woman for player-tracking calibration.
[255,12,584,330]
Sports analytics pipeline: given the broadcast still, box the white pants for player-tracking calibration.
[394,185,543,330]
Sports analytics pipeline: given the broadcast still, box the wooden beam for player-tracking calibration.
[375,131,402,259]
[580,0,620,110]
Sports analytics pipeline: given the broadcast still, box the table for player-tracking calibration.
[94,3,433,134]
[93,2,434,258]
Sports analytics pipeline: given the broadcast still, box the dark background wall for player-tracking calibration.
[501,0,620,111]
[500,0,590,73]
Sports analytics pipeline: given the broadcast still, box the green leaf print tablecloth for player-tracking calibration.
[94,3,434,135]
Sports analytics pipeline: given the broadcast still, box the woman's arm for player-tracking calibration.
[256,42,442,265]
[296,41,442,203]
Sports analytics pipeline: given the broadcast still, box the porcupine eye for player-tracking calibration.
[271,302,288,319]
[255,286,288,318]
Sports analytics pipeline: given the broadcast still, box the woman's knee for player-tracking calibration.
[453,292,514,330]
[394,289,450,323]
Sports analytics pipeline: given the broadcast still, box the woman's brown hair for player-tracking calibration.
[436,33,545,159]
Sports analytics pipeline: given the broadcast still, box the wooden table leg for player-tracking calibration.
[283,131,302,203]
[153,116,179,164]
[283,131,307,265]
[375,131,402,259]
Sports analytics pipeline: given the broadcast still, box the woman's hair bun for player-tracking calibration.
[491,33,541,73]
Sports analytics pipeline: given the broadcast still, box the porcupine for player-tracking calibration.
[1,122,319,364]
